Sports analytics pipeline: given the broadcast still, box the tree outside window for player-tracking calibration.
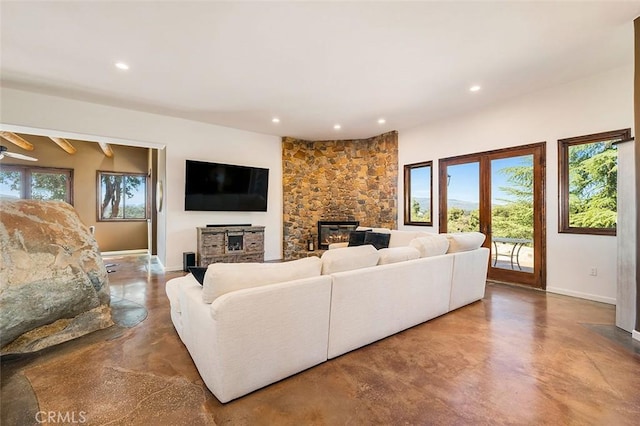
[98,172,148,221]
[558,128,631,235]
[404,161,432,226]
[0,165,73,204]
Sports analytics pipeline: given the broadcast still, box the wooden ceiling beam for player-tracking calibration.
[0,131,35,151]
[49,137,77,154]
[98,142,113,158]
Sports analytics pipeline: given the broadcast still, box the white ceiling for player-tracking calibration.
[1,1,638,141]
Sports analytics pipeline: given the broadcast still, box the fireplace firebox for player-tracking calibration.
[317,221,359,250]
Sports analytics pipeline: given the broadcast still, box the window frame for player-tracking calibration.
[404,160,433,226]
[558,128,631,236]
[97,171,149,222]
[0,164,74,204]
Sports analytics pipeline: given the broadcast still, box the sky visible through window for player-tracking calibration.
[410,166,431,198]
[445,157,526,207]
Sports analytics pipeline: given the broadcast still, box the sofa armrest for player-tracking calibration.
[187,275,332,403]
[449,247,489,310]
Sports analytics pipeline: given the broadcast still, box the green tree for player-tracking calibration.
[411,198,430,222]
[0,169,69,202]
[492,156,534,240]
[0,170,22,197]
[101,174,145,219]
[568,142,617,228]
[447,207,479,232]
[31,172,68,201]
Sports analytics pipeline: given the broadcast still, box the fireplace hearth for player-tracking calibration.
[317,221,359,250]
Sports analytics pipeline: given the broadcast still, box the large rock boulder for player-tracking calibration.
[0,199,113,353]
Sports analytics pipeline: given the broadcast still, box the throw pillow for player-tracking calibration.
[348,230,368,246]
[444,232,486,253]
[377,246,421,265]
[409,234,450,257]
[201,256,322,303]
[320,244,380,275]
[188,267,208,285]
[363,232,391,249]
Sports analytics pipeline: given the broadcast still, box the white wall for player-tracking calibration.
[399,65,635,304]
[0,88,283,270]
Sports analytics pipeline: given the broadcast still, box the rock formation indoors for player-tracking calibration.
[0,200,112,354]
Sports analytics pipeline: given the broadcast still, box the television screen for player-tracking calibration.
[185,160,269,211]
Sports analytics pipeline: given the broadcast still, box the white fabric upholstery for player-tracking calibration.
[409,234,450,257]
[175,274,332,403]
[328,242,349,250]
[165,235,489,403]
[202,256,322,303]
[320,244,379,275]
[388,230,431,248]
[328,255,454,359]
[449,248,490,310]
[356,226,391,233]
[377,246,420,265]
[445,232,486,253]
[165,275,197,340]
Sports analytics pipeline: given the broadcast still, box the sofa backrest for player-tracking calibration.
[320,244,379,275]
[201,256,322,303]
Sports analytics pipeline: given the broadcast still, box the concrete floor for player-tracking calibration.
[2,255,639,425]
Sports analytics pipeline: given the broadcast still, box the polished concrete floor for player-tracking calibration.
[2,255,639,425]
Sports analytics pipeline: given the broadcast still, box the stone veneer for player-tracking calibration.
[282,131,398,260]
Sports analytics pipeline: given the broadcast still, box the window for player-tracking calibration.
[0,165,73,204]
[558,128,631,235]
[98,171,148,221]
[404,161,432,226]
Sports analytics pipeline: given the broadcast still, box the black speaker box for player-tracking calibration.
[183,252,196,272]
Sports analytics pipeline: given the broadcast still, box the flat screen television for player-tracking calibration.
[185,160,269,212]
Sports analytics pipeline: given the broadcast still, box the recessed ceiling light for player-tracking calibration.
[377,118,386,124]
[333,124,341,130]
[469,85,481,92]
[115,62,129,70]
[272,117,280,123]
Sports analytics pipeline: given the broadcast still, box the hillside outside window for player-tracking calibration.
[404,161,432,226]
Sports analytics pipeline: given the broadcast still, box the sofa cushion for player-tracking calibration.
[388,230,432,248]
[356,226,391,233]
[444,232,486,253]
[363,232,391,249]
[347,230,368,246]
[377,246,421,265]
[409,234,450,257]
[321,245,379,275]
[202,256,322,303]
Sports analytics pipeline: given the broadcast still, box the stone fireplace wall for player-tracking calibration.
[282,131,398,260]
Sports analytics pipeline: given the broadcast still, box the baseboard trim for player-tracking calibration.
[633,330,640,342]
[165,265,185,272]
[101,249,150,257]
[546,287,616,305]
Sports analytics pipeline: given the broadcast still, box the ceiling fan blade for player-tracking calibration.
[4,151,38,161]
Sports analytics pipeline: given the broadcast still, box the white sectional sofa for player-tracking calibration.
[166,231,489,403]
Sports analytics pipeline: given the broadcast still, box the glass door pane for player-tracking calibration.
[445,162,480,232]
[440,143,545,289]
[490,155,534,273]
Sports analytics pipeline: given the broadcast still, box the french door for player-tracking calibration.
[439,143,546,289]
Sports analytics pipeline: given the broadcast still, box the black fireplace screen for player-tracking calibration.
[317,221,359,250]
